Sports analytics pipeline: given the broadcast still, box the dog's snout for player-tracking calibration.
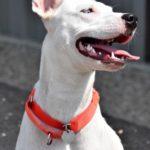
[122,14,138,30]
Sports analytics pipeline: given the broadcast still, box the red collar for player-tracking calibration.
[25,89,100,144]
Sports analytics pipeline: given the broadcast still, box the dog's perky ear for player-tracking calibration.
[32,0,62,19]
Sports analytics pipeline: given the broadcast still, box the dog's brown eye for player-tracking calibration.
[80,8,94,13]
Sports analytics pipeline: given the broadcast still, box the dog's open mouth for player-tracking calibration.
[76,35,140,65]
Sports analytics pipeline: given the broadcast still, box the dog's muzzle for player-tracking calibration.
[122,13,138,34]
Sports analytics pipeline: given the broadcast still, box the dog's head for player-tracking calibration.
[32,0,140,72]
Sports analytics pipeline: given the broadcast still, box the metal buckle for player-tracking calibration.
[63,124,71,133]
[47,133,53,145]
[62,124,76,144]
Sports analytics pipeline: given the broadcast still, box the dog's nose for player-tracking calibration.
[122,14,138,30]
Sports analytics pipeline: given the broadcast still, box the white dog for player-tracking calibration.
[16,0,139,150]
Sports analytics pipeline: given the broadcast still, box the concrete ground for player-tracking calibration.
[0,36,150,150]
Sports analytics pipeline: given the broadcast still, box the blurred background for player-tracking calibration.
[0,0,150,150]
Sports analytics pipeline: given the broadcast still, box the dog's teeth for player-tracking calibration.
[111,52,115,59]
[108,39,114,43]
[91,50,95,53]
[98,52,103,58]
[79,42,85,51]
[87,44,95,52]
[86,45,90,51]
[87,44,92,51]
[98,52,102,56]
[111,39,115,42]
[111,52,121,60]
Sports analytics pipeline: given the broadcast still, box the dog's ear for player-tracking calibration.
[32,0,62,19]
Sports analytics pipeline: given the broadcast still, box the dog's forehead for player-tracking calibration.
[63,0,93,9]
[65,0,94,4]
[62,0,111,11]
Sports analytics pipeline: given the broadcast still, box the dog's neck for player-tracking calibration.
[34,34,96,122]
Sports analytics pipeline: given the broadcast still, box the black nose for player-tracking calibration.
[122,14,138,30]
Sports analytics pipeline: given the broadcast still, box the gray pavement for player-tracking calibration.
[95,64,150,128]
[0,83,28,150]
[0,36,150,149]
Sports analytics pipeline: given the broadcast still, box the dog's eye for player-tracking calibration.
[80,8,94,13]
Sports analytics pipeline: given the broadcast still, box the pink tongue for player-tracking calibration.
[114,50,140,61]
[93,44,140,61]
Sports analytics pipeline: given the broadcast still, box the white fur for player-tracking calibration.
[15,0,128,149]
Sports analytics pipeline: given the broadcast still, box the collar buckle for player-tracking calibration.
[63,124,71,133]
